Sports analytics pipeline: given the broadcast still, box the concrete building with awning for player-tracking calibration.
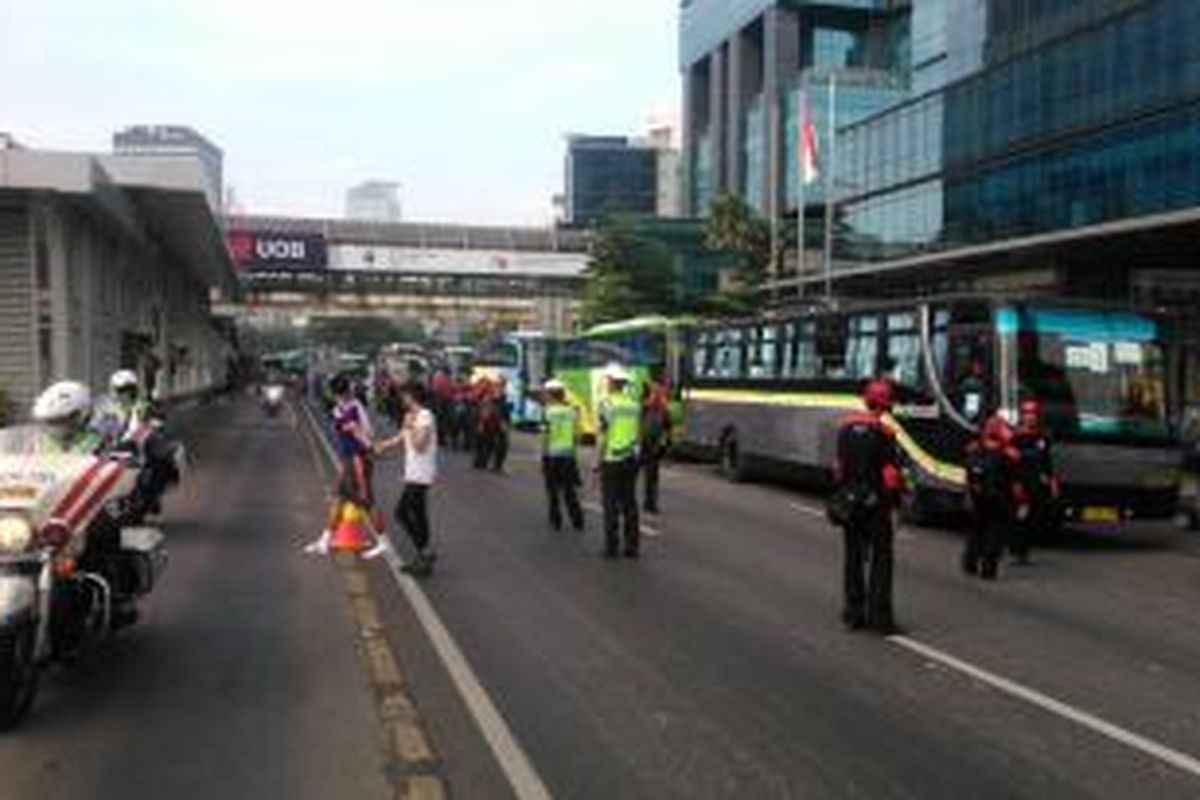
[0,138,238,418]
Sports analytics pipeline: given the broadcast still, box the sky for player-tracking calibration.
[0,0,680,225]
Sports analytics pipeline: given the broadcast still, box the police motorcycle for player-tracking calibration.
[0,382,167,729]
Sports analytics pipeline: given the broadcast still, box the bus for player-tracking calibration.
[471,331,550,428]
[682,295,1182,528]
[552,316,692,438]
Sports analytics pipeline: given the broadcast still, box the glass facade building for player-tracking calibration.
[563,136,659,228]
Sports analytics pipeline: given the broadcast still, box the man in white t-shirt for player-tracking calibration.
[377,381,439,576]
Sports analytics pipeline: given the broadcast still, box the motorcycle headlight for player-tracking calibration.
[0,515,34,554]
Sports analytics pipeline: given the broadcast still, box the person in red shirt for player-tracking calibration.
[832,379,905,634]
[639,374,672,515]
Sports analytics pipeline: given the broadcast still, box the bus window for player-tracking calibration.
[693,332,711,378]
[817,315,848,376]
[885,312,921,389]
[845,314,880,380]
[714,328,744,379]
[748,325,778,379]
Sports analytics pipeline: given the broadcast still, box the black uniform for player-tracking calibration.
[834,411,902,632]
[1012,429,1056,562]
[963,438,1021,579]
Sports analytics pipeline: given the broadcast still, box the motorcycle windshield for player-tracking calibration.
[0,425,69,456]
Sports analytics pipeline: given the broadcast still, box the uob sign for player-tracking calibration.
[227,231,327,270]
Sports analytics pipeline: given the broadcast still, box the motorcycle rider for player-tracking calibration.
[32,381,103,455]
[94,370,178,518]
[92,369,150,450]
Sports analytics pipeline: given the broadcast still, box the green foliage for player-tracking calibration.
[579,218,680,327]
[702,192,772,314]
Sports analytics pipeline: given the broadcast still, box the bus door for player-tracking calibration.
[935,302,995,427]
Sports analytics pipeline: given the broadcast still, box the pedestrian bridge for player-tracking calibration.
[219,214,590,335]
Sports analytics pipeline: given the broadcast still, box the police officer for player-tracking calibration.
[833,379,904,633]
[596,364,641,559]
[540,379,584,531]
[1011,398,1058,564]
[963,413,1026,580]
[32,381,103,455]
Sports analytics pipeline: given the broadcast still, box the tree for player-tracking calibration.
[579,218,679,327]
[702,192,772,313]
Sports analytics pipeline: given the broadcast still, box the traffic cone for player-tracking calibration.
[330,501,371,553]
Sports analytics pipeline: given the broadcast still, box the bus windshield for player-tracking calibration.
[586,330,666,367]
[1002,307,1171,441]
[475,342,519,369]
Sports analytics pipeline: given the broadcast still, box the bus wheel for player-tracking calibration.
[900,487,935,527]
[718,434,747,483]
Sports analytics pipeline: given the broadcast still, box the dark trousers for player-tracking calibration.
[543,456,584,530]
[641,445,662,513]
[842,511,894,628]
[1010,497,1052,560]
[965,501,1009,578]
[601,458,640,556]
[394,483,431,553]
[473,428,509,471]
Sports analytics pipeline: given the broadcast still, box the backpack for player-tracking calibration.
[828,419,886,525]
[966,444,1011,504]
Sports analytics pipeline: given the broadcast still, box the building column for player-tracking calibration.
[708,44,727,200]
[726,32,745,197]
[764,5,801,276]
[681,64,697,216]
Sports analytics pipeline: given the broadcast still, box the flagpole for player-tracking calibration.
[796,81,806,279]
[823,70,837,301]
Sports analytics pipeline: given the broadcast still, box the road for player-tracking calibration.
[4,396,1200,799]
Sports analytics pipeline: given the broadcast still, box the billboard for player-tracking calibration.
[328,245,585,276]
[227,230,328,271]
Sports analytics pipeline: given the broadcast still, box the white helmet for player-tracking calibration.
[543,378,565,392]
[32,381,93,424]
[603,363,631,383]
[110,369,139,393]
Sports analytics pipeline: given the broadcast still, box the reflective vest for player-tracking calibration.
[600,394,640,462]
[543,403,577,458]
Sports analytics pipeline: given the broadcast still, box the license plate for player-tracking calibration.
[1082,506,1120,523]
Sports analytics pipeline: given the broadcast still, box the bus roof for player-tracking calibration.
[582,315,695,337]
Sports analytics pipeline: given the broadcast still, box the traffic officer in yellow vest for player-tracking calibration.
[541,379,584,531]
[595,364,641,559]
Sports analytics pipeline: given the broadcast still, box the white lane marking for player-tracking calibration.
[890,635,1200,781]
[580,501,663,537]
[300,402,555,800]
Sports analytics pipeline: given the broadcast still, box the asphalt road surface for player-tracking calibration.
[4,396,1200,800]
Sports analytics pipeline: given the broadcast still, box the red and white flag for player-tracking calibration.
[800,96,820,185]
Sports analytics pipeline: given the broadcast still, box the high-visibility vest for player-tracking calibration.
[543,403,577,458]
[600,394,640,462]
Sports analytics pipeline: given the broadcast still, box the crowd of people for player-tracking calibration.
[310,363,675,575]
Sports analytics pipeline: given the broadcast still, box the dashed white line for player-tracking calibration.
[300,401,555,800]
[890,635,1200,781]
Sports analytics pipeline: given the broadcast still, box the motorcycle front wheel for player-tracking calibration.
[0,621,38,729]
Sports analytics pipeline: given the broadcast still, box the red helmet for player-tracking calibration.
[863,379,894,412]
[1019,397,1042,416]
[982,414,1014,445]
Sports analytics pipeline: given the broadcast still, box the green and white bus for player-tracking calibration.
[551,316,692,439]
[683,295,1182,527]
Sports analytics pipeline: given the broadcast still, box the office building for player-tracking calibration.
[681,0,1200,409]
[563,135,660,228]
[113,125,224,212]
[345,180,403,222]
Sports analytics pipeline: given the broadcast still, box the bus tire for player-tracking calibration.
[718,433,748,483]
[900,487,935,527]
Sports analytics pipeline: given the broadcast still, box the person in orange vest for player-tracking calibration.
[831,379,905,633]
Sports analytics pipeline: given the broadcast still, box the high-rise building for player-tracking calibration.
[645,123,684,218]
[562,135,659,228]
[113,125,224,212]
[680,1,1200,316]
[345,181,403,222]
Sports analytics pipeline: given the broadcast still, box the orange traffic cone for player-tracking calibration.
[330,501,371,553]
